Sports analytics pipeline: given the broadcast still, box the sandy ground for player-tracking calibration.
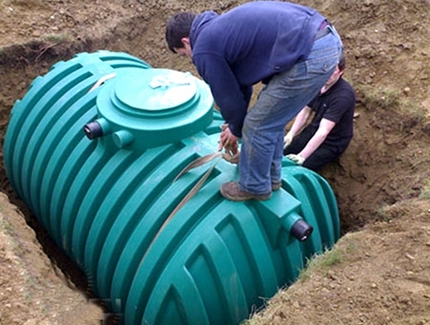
[0,0,429,324]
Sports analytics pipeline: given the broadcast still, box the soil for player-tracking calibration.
[0,0,429,325]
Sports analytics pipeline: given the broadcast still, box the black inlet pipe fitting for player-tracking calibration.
[290,219,313,242]
[84,121,103,140]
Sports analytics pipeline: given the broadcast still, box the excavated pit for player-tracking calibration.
[1,1,429,324]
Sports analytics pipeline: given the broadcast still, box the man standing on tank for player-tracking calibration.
[165,1,343,201]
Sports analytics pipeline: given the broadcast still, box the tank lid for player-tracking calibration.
[114,69,198,118]
[96,68,214,150]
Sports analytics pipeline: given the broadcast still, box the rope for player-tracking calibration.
[141,122,240,262]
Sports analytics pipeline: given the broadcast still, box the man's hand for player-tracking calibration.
[218,124,240,164]
[219,124,239,155]
[283,132,294,149]
[286,154,305,165]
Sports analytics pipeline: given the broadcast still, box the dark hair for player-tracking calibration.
[338,52,346,71]
[165,12,197,53]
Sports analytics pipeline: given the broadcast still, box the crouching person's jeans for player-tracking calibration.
[238,27,343,195]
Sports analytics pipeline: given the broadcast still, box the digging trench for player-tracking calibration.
[1,12,428,325]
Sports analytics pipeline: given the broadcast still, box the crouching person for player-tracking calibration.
[284,53,356,171]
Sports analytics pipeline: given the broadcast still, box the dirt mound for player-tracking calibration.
[0,0,429,324]
[248,198,430,325]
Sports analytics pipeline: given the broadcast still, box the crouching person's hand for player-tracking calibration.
[286,154,305,165]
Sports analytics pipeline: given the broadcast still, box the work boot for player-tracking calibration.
[220,182,271,201]
[272,181,282,191]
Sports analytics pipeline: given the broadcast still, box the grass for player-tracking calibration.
[0,217,13,235]
[355,84,399,110]
[241,246,345,325]
[297,247,343,282]
[43,33,70,43]
[419,178,430,199]
[356,83,428,129]
[375,204,395,222]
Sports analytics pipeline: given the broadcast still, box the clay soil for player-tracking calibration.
[0,0,429,324]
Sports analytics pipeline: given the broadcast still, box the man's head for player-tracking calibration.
[325,52,346,87]
[166,12,196,57]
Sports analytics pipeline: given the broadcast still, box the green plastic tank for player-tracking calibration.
[3,51,340,325]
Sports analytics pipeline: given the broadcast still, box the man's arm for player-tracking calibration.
[289,106,312,135]
[284,106,312,147]
[193,53,250,138]
[298,118,336,159]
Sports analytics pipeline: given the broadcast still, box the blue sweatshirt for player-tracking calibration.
[190,1,325,137]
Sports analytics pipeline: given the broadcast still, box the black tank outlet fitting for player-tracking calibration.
[290,219,313,242]
[84,121,103,140]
